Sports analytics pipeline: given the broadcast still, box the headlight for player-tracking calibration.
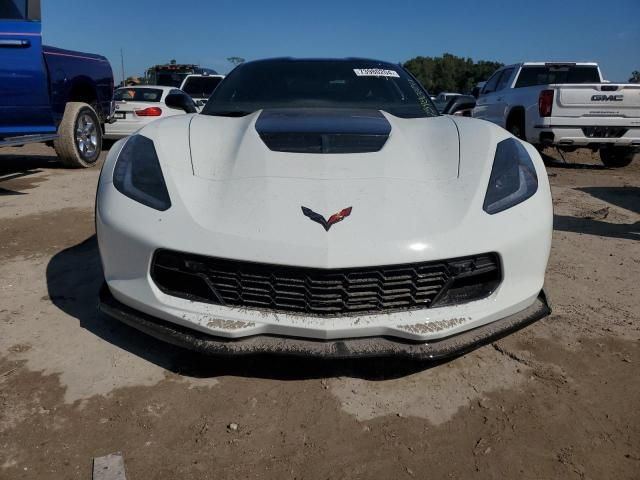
[483,138,538,214]
[113,135,171,211]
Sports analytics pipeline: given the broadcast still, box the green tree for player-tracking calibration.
[403,53,503,94]
[227,57,245,67]
[630,71,640,83]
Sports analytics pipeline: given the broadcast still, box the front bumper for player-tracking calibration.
[97,126,553,348]
[99,284,551,359]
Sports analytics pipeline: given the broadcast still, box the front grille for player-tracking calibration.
[152,250,501,317]
[582,126,628,139]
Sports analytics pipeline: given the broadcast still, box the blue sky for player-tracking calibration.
[43,0,639,83]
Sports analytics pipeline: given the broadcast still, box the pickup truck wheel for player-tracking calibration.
[54,102,102,168]
[599,147,636,168]
[506,114,525,140]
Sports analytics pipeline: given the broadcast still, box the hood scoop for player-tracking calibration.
[255,108,391,154]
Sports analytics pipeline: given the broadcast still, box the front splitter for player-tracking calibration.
[99,284,551,360]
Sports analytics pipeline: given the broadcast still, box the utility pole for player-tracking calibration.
[120,48,125,85]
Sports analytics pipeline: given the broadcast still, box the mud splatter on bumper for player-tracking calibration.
[99,284,551,360]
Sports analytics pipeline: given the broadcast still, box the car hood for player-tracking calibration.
[188,110,460,182]
[140,114,508,267]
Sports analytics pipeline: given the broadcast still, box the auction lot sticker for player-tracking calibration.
[353,68,400,78]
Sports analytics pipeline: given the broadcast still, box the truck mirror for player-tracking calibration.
[27,0,41,20]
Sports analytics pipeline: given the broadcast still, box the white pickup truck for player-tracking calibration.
[473,62,640,167]
[179,74,225,111]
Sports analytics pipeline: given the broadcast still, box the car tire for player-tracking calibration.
[54,102,102,168]
[599,147,636,168]
[506,111,526,140]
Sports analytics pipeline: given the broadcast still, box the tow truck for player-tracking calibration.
[145,61,217,88]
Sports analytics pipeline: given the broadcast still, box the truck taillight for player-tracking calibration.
[135,107,163,117]
[538,90,554,117]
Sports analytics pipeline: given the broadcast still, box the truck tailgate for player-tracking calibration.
[554,84,640,118]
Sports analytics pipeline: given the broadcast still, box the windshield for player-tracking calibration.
[202,59,438,118]
[182,76,224,98]
[515,65,601,87]
[0,0,27,19]
[114,88,163,102]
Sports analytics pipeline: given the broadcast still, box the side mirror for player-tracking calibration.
[165,93,197,114]
[27,0,42,20]
[442,96,476,116]
[471,86,480,98]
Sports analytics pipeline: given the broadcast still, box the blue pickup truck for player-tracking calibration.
[0,0,114,167]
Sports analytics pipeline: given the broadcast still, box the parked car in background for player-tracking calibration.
[441,95,476,117]
[0,0,114,167]
[180,74,225,111]
[471,81,485,99]
[433,92,462,112]
[104,86,197,142]
[473,62,640,167]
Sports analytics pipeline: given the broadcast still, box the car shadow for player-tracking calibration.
[0,153,62,175]
[0,153,62,195]
[540,151,607,170]
[0,170,43,196]
[553,186,640,241]
[578,186,640,215]
[554,215,639,241]
[46,236,450,381]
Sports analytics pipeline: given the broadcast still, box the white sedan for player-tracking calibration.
[104,86,196,140]
[96,58,552,359]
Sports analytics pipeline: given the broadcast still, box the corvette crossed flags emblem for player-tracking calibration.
[301,206,353,231]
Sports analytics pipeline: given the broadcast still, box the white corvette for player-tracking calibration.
[97,58,553,359]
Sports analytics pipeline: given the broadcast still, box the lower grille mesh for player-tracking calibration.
[152,250,501,316]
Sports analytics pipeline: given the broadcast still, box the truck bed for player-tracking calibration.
[43,45,113,123]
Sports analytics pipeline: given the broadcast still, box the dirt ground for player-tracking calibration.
[0,143,638,479]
